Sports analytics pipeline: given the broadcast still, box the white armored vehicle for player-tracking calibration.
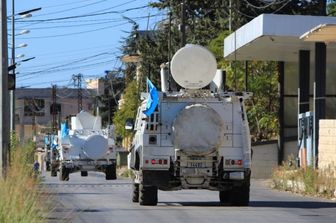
[128,44,252,206]
[57,111,117,181]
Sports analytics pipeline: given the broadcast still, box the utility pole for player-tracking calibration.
[0,0,9,177]
[180,1,186,48]
[9,0,15,133]
[51,85,57,134]
[73,73,83,112]
[229,0,232,31]
[319,0,326,16]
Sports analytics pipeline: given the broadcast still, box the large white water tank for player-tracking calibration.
[82,134,108,160]
[170,44,217,89]
[172,104,225,155]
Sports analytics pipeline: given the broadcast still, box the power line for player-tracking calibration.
[23,50,119,70]
[16,5,149,23]
[18,58,119,80]
[34,0,109,18]
[17,13,164,39]
[242,0,290,9]
[43,0,97,9]
[20,51,117,75]
[16,13,164,30]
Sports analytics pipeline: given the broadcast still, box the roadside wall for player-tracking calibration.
[319,120,336,169]
[251,140,298,179]
[251,141,278,179]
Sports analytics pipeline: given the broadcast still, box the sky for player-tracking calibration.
[9,0,165,88]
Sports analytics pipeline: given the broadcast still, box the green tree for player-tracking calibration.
[113,80,138,141]
[209,31,279,141]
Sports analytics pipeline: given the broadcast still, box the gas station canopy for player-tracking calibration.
[301,23,336,42]
[224,14,336,62]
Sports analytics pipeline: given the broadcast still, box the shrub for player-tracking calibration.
[0,141,49,223]
[272,157,336,199]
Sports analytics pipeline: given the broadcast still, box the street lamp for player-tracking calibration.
[9,3,41,132]
[18,29,30,35]
[17,43,27,48]
[15,54,24,59]
[20,14,32,19]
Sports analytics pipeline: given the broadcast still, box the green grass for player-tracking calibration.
[0,141,50,223]
[272,156,336,198]
[118,167,135,178]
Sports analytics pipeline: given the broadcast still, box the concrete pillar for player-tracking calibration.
[314,42,326,167]
[278,61,284,164]
[299,50,310,113]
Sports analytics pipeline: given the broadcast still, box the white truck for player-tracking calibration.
[56,111,117,181]
[128,44,252,206]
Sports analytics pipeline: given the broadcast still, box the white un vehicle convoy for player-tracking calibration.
[55,111,117,181]
[128,44,252,206]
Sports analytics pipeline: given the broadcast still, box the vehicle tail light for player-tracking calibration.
[237,159,243,166]
[225,159,243,166]
[151,159,156,165]
[163,159,168,165]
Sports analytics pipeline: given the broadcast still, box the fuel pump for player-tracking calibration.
[298,111,314,167]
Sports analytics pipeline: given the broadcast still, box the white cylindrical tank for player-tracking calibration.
[210,69,224,93]
[170,44,217,90]
[172,104,225,155]
[82,134,108,160]
[160,63,169,92]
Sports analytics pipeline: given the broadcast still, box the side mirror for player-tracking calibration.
[125,118,134,130]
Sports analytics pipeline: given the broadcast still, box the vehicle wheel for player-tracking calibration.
[232,184,250,206]
[105,164,117,180]
[81,171,88,177]
[139,184,158,206]
[46,161,51,171]
[219,190,231,205]
[50,166,57,177]
[132,183,139,202]
[59,165,70,181]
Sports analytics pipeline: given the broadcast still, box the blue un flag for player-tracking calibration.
[61,122,69,139]
[143,78,159,116]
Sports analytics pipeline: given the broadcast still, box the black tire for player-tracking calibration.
[219,190,231,205]
[105,164,117,180]
[232,184,250,206]
[219,184,250,206]
[139,184,158,206]
[132,183,139,203]
[59,165,70,181]
[46,161,51,171]
[50,166,57,177]
[81,171,88,177]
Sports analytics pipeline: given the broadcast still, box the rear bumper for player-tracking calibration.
[62,159,116,170]
[139,168,251,190]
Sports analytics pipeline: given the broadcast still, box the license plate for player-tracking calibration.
[187,162,203,168]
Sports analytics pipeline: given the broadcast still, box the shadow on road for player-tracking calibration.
[160,200,336,209]
[249,201,336,209]
[161,201,222,207]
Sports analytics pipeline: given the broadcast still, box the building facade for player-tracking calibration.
[15,87,96,142]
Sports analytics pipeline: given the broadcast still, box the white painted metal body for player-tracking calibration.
[129,90,251,190]
[129,44,252,193]
[58,111,116,170]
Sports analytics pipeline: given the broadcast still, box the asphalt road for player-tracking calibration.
[42,171,336,223]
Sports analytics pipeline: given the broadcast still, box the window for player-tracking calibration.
[24,98,45,116]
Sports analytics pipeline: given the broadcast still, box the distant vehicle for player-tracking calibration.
[52,111,117,181]
[128,44,252,206]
